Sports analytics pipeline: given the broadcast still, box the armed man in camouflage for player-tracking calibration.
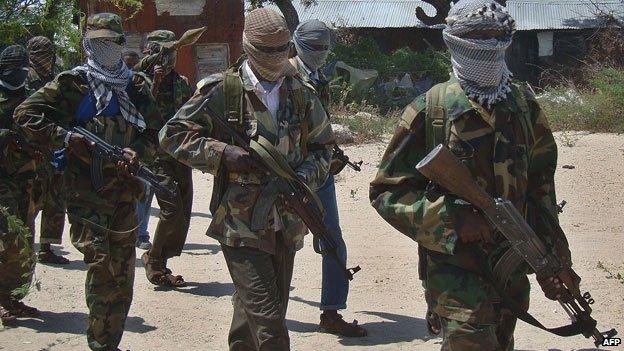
[136,29,194,286]
[0,44,39,323]
[289,19,367,338]
[14,13,162,350]
[25,35,70,265]
[160,8,333,350]
[370,1,575,350]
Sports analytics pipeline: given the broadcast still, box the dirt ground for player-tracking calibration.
[1,132,623,351]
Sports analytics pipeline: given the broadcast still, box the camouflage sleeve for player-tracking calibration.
[158,85,227,175]
[525,92,572,264]
[128,73,163,163]
[295,94,333,191]
[369,95,457,255]
[13,75,72,149]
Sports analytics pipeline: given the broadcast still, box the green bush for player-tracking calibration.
[539,67,624,133]
[329,37,450,83]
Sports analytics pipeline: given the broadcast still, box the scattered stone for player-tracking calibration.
[562,165,575,169]
[332,123,355,144]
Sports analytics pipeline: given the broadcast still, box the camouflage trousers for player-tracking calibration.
[222,232,295,351]
[425,246,530,351]
[150,158,193,260]
[68,203,137,351]
[0,179,35,303]
[33,169,66,245]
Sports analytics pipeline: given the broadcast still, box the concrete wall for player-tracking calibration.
[79,0,244,85]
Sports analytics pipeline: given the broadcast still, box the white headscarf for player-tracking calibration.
[443,0,516,106]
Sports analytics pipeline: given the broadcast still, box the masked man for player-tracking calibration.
[136,29,194,286]
[14,13,162,350]
[25,35,69,265]
[0,45,39,323]
[289,20,366,338]
[159,8,333,350]
[370,1,576,350]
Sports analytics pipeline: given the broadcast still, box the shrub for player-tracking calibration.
[538,66,624,133]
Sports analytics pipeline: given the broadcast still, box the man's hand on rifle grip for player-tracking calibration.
[67,132,95,162]
[453,206,494,243]
[116,147,138,178]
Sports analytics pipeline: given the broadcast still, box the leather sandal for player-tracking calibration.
[426,308,441,336]
[142,252,186,287]
[8,300,40,318]
[319,312,367,337]
[38,250,70,265]
[0,305,17,324]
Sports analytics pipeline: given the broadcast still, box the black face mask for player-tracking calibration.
[0,68,28,90]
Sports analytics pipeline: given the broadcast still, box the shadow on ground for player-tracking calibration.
[288,296,433,346]
[182,243,221,256]
[155,281,234,297]
[9,311,156,335]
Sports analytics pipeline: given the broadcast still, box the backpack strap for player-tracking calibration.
[223,68,244,125]
[290,78,311,158]
[424,82,451,151]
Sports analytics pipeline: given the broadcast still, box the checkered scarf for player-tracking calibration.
[443,0,516,106]
[243,8,294,82]
[27,36,55,79]
[74,38,145,130]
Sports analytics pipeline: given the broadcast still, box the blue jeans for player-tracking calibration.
[136,190,154,238]
[317,174,348,310]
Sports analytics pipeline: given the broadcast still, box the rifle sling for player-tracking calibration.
[469,245,595,337]
[250,179,280,231]
[68,213,139,237]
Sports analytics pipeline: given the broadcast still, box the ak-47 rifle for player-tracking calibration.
[416,144,617,347]
[73,126,177,203]
[191,97,361,280]
[332,144,362,172]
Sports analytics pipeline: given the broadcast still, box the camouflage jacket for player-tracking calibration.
[0,87,36,219]
[370,77,569,261]
[289,57,331,109]
[149,70,193,163]
[159,61,333,253]
[14,70,162,217]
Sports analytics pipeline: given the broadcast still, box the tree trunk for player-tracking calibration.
[274,0,300,33]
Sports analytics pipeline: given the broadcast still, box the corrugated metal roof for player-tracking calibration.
[245,0,440,28]
[245,0,624,30]
[507,0,624,30]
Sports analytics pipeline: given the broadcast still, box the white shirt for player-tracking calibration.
[244,61,284,120]
[243,60,285,232]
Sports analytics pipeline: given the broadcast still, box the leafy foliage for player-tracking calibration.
[329,37,450,83]
[538,66,624,133]
[0,207,39,299]
[0,0,144,69]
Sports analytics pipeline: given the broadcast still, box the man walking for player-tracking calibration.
[370,1,576,349]
[26,35,69,264]
[290,19,366,337]
[136,29,194,286]
[159,8,333,350]
[0,44,39,323]
[15,13,162,350]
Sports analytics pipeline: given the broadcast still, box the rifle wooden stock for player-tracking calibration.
[416,144,493,211]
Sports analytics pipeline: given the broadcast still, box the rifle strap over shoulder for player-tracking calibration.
[224,70,244,125]
[290,84,309,158]
[425,82,451,152]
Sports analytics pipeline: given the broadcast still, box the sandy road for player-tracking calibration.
[1,132,623,351]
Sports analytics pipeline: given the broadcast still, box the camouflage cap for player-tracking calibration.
[85,13,125,40]
[146,30,176,44]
